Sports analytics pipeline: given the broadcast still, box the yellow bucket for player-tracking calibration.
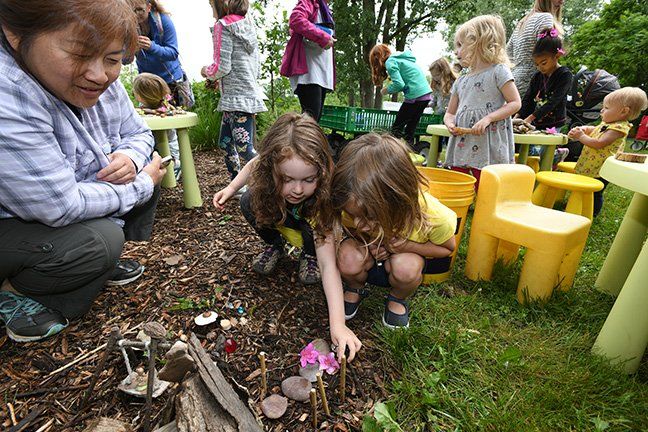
[416,167,476,283]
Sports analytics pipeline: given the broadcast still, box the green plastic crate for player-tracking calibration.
[319,105,443,136]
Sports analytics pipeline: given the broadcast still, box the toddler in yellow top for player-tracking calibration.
[569,87,648,216]
[332,133,457,329]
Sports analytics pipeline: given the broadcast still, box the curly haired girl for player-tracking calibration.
[428,57,458,115]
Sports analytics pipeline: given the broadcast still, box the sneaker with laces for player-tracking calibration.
[298,253,321,285]
[252,245,284,275]
[382,294,410,329]
[106,260,145,286]
[0,291,68,342]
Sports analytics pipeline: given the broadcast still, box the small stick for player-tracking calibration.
[309,388,318,429]
[80,326,120,409]
[141,338,159,432]
[315,373,330,416]
[7,402,17,426]
[34,419,54,432]
[340,355,347,403]
[258,352,267,400]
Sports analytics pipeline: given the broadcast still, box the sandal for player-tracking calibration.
[343,284,369,320]
[382,294,410,329]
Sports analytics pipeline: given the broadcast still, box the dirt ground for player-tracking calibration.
[0,149,396,431]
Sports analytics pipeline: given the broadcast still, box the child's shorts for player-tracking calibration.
[366,256,452,287]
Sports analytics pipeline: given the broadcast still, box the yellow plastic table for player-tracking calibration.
[143,113,202,209]
[592,157,648,373]
[425,124,568,171]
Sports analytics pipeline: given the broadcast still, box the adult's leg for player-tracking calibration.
[0,218,124,319]
[295,84,324,122]
[122,185,161,241]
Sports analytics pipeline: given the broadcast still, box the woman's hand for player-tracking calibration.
[330,324,362,362]
[138,35,152,50]
[212,186,236,211]
[97,153,137,184]
[142,152,167,185]
[472,116,492,135]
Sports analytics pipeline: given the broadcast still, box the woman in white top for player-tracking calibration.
[507,0,564,97]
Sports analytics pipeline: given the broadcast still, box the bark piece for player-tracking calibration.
[83,417,132,432]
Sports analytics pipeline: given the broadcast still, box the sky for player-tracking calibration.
[162,0,450,82]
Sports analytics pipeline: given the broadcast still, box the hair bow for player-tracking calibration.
[537,28,559,39]
[557,47,566,55]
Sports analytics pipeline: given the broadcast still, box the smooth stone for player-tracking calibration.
[158,353,195,383]
[165,341,189,360]
[281,376,312,402]
[310,338,330,355]
[298,363,320,383]
[143,321,167,339]
[220,319,232,330]
[260,394,288,419]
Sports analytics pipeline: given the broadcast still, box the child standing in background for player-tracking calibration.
[201,0,266,191]
[213,113,362,361]
[369,44,432,149]
[569,87,648,216]
[517,27,572,163]
[132,72,181,179]
[332,134,457,329]
[428,57,458,115]
[444,15,521,187]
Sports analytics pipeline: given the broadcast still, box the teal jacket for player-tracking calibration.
[385,51,431,100]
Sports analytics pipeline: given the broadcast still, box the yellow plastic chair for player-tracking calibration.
[556,161,576,174]
[532,171,604,220]
[515,153,540,173]
[465,164,591,304]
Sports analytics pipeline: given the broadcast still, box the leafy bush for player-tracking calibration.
[189,81,222,150]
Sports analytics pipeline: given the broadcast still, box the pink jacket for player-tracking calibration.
[280,0,334,78]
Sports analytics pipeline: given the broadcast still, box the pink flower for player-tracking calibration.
[299,343,320,367]
[318,352,340,375]
[545,127,558,135]
[158,106,167,113]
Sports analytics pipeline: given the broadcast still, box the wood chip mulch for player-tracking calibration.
[0,149,398,431]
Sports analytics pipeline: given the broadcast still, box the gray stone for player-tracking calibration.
[159,354,195,382]
[281,376,312,402]
[310,338,331,355]
[298,363,320,383]
[260,394,288,419]
[165,341,189,360]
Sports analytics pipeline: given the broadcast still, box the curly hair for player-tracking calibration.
[331,133,433,247]
[369,44,392,86]
[455,15,510,70]
[429,57,457,96]
[249,112,334,236]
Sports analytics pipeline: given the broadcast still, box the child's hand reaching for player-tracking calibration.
[330,324,362,362]
[568,127,585,141]
[472,115,492,135]
[212,186,236,211]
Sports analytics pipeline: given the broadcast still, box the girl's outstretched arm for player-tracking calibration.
[444,93,459,134]
[213,156,258,211]
[567,128,625,150]
[316,235,362,362]
[472,80,521,134]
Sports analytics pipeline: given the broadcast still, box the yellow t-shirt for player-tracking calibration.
[342,191,457,254]
[575,121,631,177]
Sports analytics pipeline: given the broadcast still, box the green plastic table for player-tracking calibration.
[425,124,568,171]
[592,157,648,373]
[143,113,202,209]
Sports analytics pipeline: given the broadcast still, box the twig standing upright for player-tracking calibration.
[258,351,267,400]
[340,355,347,403]
[315,373,330,416]
[309,388,318,429]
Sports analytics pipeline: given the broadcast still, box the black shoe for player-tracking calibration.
[382,294,410,329]
[343,284,369,320]
[106,260,145,286]
[0,291,68,342]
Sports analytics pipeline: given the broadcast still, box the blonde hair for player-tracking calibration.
[249,113,334,236]
[519,0,563,34]
[132,72,170,108]
[331,133,434,247]
[455,15,510,70]
[429,57,458,96]
[605,87,648,120]
[369,44,392,86]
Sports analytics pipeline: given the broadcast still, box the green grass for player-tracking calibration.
[371,184,648,432]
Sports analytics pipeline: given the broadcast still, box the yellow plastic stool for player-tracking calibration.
[515,153,540,173]
[532,171,604,220]
[465,164,591,304]
[556,161,576,174]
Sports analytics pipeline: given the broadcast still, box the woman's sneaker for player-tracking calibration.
[298,253,321,285]
[0,291,68,342]
[252,245,284,275]
[106,260,145,286]
[382,294,410,329]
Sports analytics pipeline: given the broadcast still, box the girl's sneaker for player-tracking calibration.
[382,294,410,329]
[298,253,321,285]
[0,291,68,342]
[252,245,284,275]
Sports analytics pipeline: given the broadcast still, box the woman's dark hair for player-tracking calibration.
[0,0,139,65]
[532,27,564,57]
